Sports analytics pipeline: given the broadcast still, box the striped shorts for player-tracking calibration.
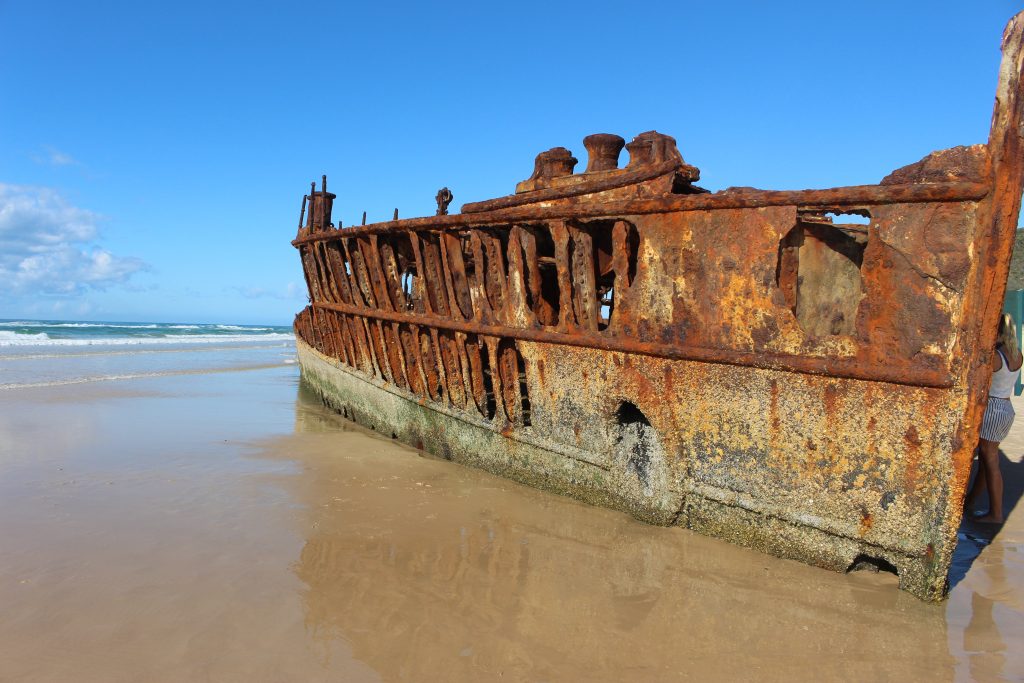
[981,396,1015,442]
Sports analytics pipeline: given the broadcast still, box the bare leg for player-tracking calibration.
[975,438,1004,524]
[965,445,986,511]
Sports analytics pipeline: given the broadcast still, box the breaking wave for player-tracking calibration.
[0,331,50,343]
[0,332,294,347]
[0,319,293,348]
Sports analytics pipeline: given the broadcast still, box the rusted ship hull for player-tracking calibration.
[292,14,1024,601]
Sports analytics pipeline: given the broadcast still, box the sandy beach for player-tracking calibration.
[1,347,1022,681]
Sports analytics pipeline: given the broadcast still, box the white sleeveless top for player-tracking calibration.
[990,349,1020,399]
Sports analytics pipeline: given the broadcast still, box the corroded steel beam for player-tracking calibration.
[293,181,989,246]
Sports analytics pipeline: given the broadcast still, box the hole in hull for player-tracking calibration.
[776,210,868,337]
[846,554,899,576]
[614,402,661,497]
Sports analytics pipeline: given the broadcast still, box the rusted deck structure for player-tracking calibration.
[291,14,1024,600]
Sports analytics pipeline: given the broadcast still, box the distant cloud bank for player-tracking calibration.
[0,183,147,295]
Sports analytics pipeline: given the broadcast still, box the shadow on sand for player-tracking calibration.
[949,450,1024,589]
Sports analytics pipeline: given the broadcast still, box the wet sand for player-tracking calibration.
[1,365,1022,681]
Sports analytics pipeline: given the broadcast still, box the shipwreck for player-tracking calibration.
[292,14,1024,600]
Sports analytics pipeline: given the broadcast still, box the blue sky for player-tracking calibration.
[0,1,1018,325]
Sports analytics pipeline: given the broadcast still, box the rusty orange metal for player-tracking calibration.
[290,13,1024,600]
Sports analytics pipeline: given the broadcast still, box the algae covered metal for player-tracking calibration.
[291,14,1024,600]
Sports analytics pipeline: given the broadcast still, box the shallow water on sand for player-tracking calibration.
[1,361,1022,681]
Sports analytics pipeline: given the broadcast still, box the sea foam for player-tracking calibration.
[0,332,294,347]
[0,331,51,343]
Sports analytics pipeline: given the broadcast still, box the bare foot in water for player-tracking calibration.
[974,513,1004,524]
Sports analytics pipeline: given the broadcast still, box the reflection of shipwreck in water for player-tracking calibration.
[292,14,1024,600]
[286,430,953,679]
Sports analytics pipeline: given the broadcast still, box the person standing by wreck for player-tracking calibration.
[965,313,1022,524]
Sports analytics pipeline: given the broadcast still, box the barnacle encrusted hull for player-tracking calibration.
[291,14,1024,601]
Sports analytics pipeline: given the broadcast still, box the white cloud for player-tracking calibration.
[0,183,147,295]
[46,147,77,166]
[32,146,80,167]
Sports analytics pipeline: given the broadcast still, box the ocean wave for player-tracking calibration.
[0,361,292,389]
[214,325,273,331]
[0,331,50,342]
[0,332,295,347]
[0,322,163,329]
[2,342,293,361]
[0,321,277,331]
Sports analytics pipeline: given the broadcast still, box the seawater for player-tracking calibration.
[0,319,1022,679]
[0,319,295,389]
